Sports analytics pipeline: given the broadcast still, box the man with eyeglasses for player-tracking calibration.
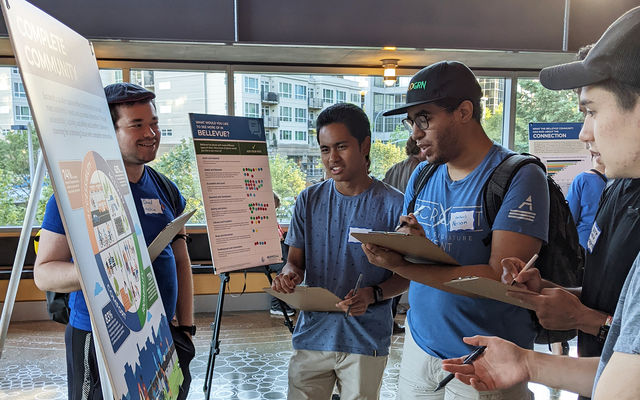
[362,61,549,399]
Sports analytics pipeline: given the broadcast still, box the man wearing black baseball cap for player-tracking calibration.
[34,83,195,400]
[363,60,549,399]
[440,7,640,399]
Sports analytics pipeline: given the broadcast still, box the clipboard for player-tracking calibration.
[444,276,537,310]
[351,231,459,266]
[264,286,343,312]
[147,209,196,261]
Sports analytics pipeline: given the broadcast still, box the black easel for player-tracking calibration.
[202,267,294,400]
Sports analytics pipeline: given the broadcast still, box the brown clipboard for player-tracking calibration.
[264,286,343,312]
[444,276,537,310]
[351,231,459,266]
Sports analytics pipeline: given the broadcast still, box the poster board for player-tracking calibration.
[1,1,182,398]
[351,232,459,265]
[264,287,343,312]
[444,276,537,310]
[189,113,281,274]
[528,123,591,195]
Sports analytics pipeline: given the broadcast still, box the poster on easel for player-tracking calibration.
[189,113,281,274]
[1,0,182,398]
[528,123,591,195]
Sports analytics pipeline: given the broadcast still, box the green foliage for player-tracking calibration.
[514,80,583,153]
[483,103,504,144]
[369,140,406,180]
[151,138,206,224]
[268,154,307,221]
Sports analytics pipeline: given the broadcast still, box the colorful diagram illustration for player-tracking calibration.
[81,151,149,332]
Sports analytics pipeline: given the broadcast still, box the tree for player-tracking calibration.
[483,103,504,143]
[268,154,307,221]
[515,79,583,153]
[369,140,406,180]
[151,138,206,223]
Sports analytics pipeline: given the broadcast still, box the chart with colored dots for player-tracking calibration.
[190,113,283,273]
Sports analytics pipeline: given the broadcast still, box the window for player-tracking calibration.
[280,130,292,140]
[295,108,306,123]
[323,89,334,103]
[244,102,260,117]
[13,82,25,97]
[280,106,292,121]
[295,84,307,100]
[161,129,173,137]
[279,82,292,98]
[295,130,307,141]
[337,90,346,103]
[350,93,360,104]
[244,76,259,94]
[15,105,31,121]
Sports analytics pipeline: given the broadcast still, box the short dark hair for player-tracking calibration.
[432,97,483,123]
[594,79,640,111]
[405,137,420,156]
[109,100,155,126]
[316,103,371,170]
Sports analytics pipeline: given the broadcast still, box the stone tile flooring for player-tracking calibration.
[0,311,576,399]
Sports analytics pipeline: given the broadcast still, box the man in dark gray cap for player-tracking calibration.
[34,82,195,400]
[362,60,549,399]
[441,6,640,399]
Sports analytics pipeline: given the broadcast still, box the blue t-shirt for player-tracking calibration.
[404,144,549,359]
[594,252,640,395]
[41,166,186,331]
[566,171,607,249]
[285,178,404,356]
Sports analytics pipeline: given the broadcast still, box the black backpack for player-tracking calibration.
[408,153,584,344]
[44,166,182,324]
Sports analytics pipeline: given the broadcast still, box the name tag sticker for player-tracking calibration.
[348,227,372,243]
[449,211,475,231]
[587,221,601,253]
[141,198,163,214]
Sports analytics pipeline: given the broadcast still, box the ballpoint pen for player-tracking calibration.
[434,346,486,392]
[345,273,363,317]
[510,253,538,286]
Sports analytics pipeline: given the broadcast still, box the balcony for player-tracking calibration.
[308,97,323,109]
[261,91,279,104]
[308,120,315,129]
[263,115,280,128]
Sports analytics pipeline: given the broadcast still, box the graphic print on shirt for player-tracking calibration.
[414,200,483,251]
[508,195,536,222]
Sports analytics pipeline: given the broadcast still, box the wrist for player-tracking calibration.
[371,285,383,304]
[580,308,609,337]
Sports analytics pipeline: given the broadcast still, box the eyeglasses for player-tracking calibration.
[402,113,430,133]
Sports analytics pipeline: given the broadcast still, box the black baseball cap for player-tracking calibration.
[104,82,155,105]
[383,61,483,116]
[540,6,640,90]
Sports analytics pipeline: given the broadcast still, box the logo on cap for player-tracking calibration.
[409,80,427,91]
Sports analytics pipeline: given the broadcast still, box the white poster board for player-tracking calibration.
[1,1,182,398]
[189,113,281,273]
[528,123,591,195]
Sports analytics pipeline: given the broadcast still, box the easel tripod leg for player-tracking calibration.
[203,272,229,400]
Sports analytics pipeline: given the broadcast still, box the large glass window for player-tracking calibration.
[295,108,306,123]
[337,90,346,103]
[295,130,307,141]
[514,78,582,153]
[477,77,506,145]
[244,76,259,94]
[280,106,292,121]
[279,82,292,98]
[244,102,260,117]
[295,84,307,100]
[13,82,25,98]
[323,89,334,104]
[280,129,292,140]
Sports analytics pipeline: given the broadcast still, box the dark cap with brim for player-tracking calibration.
[104,82,155,105]
[383,61,482,116]
[540,6,640,90]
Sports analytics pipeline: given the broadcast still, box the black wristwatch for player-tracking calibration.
[177,324,197,336]
[371,285,384,304]
[597,315,613,343]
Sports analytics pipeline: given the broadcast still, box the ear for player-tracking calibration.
[361,136,371,157]
[457,100,474,123]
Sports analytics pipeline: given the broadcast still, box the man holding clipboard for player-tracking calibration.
[271,103,408,400]
[362,62,549,399]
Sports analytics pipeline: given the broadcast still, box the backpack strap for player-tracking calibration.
[407,163,441,213]
[590,168,607,183]
[481,153,546,246]
[146,166,181,216]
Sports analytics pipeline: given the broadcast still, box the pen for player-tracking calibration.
[510,253,539,286]
[434,346,486,392]
[395,205,427,231]
[345,273,363,317]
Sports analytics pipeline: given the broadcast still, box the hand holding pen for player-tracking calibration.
[344,273,363,317]
[394,205,428,234]
[510,253,538,286]
[435,346,486,392]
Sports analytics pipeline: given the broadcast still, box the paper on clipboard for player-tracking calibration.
[147,209,196,261]
[351,231,459,266]
[264,286,343,312]
[444,276,537,310]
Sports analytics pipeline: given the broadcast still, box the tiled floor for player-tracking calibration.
[0,311,577,399]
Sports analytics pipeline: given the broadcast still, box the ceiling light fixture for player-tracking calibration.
[381,59,399,87]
